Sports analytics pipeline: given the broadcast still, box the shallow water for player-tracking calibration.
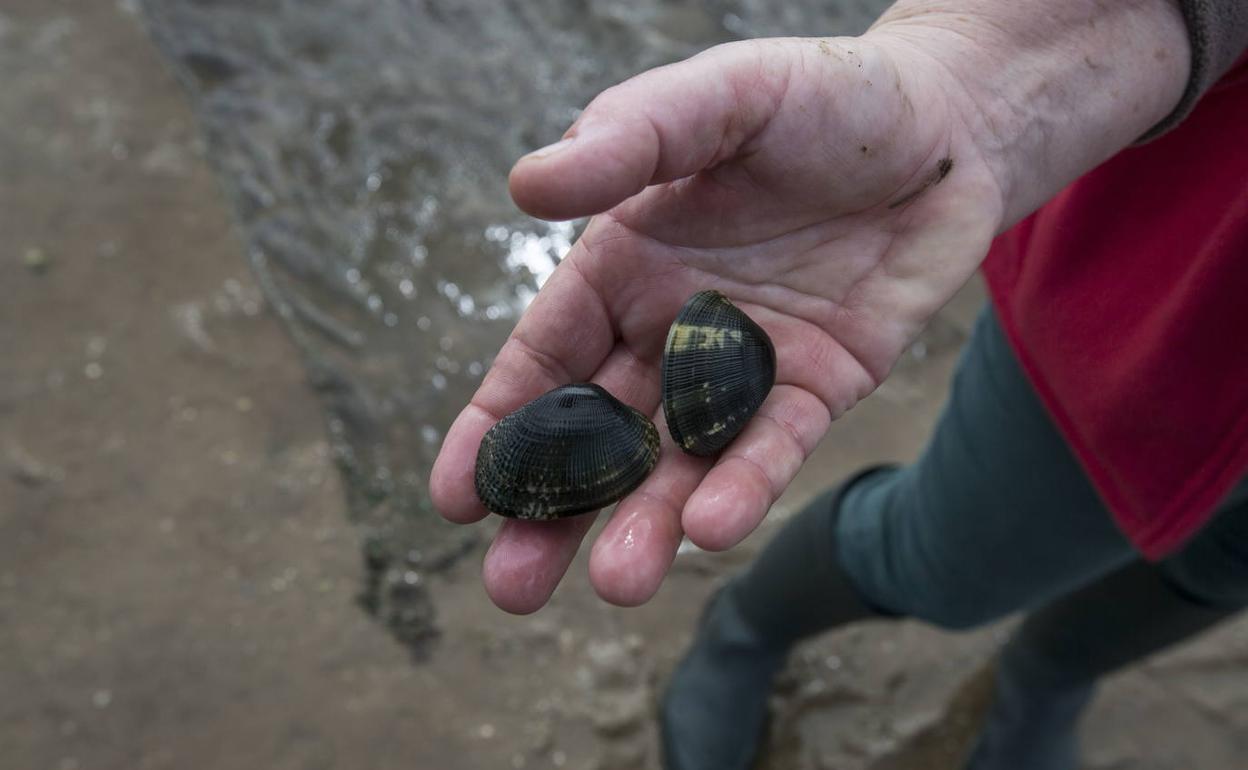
[137,0,887,657]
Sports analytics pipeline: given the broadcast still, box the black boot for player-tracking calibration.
[966,560,1238,770]
[660,467,893,770]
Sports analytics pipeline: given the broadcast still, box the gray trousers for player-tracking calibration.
[835,305,1248,627]
[662,306,1246,770]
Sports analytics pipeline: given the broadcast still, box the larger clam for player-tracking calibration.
[661,290,776,456]
[474,383,660,520]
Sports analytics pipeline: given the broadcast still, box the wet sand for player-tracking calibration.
[3,2,1247,769]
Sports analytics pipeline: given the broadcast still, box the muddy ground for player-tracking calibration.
[3,2,1248,769]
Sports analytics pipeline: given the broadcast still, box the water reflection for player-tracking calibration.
[138,0,882,657]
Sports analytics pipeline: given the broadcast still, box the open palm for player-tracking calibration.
[431,36,1005,613]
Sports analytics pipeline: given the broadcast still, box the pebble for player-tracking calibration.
[23,247,49,272]
[590,688,648,737]
[9,444,65,486]
[584,639,637,689]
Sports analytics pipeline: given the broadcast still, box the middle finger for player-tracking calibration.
[479,341,664,612]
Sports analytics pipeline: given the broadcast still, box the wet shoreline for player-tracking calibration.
[4,2,1248,768]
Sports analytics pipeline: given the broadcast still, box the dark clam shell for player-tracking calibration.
[661,291,776,456]
[474,383,660,520]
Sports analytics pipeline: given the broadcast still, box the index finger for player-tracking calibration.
[429,256,615,523]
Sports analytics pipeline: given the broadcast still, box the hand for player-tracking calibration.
[430,33,1007,613]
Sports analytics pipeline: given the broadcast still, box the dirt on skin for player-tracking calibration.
[3,3,1248,770]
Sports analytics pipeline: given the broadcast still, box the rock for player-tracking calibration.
[584,639,638,690]
[8,443,65,486]
[22,247,49,273]
[590,688,649,738]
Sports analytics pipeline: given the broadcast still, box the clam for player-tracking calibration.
[662,290,776,456]
[474,383,660,520]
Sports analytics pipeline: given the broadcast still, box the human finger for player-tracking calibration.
[482,515,598,615]
[508,41,789,221]
[681,385,831,551]
[478,341,663,611]
[588,411,713,607]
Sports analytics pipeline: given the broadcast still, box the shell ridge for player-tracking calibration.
[661,291,777,457]
[474,384,660,519]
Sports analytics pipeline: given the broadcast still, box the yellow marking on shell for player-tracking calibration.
[666,324,743,353]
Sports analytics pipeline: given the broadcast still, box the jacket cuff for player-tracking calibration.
[1139,0,1248,140]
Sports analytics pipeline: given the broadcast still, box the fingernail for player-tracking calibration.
[523,137,575,161]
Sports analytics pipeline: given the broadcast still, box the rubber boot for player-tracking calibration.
[660,467,892,770]
[966,560,1238,770]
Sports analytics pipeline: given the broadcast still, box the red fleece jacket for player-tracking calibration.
[983,56,1248,558]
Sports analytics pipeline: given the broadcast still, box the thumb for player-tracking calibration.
[509,41,787,221]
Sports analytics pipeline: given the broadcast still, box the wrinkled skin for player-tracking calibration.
[430,34,1007,613]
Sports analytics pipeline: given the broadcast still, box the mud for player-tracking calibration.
[3,2,1248,770]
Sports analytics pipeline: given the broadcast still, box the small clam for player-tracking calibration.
[474,383,660,520]
[661,290,776,456]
